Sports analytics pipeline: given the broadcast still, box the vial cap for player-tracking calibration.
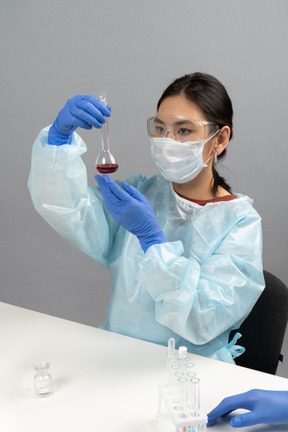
[178,346,187,358]
[33,361,50,372]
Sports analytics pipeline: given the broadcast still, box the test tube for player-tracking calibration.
[171,364,183,401]
[168,337,175,359]
[188,377,200,417]
[166,338,177,387]
[177,377,188,414]
[184,361,194,373]
[186,371,196,380]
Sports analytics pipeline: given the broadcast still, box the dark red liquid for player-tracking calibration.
[96,164,119,174]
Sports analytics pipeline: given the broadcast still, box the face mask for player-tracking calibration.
[150,130,219,183]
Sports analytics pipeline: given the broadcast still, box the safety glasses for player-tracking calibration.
[147,115,216,143]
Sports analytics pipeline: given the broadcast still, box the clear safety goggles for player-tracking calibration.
[147,115,216,143]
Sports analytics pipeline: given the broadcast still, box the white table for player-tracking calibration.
[0,302,287,432]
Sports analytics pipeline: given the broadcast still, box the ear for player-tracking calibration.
[214,126,230,157]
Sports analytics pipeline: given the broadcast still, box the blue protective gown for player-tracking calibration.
[28,127,265,363]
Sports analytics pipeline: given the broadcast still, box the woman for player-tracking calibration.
[28,72,265,363]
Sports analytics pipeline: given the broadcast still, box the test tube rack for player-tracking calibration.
[156,341,207,432]
[157,383,207,432]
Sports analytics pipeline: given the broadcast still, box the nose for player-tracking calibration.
[164,128,176,139]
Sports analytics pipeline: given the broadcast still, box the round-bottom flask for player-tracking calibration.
[33,361,53,398]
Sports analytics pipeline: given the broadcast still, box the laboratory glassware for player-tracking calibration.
[33,361,53,398]
[157,343,207,432]
[96,92,118,174]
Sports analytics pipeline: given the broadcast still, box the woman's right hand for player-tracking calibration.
[48,95,111,145]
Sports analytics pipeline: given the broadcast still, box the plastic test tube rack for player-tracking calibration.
[156,341,207,432]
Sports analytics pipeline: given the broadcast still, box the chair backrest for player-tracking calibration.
[230,270,288,375]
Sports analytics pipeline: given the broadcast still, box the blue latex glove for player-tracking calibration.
[207,389,288,428]
[48,95,111,145]
[95,174,167,252]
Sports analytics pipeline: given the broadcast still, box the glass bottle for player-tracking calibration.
[33,361,53,398]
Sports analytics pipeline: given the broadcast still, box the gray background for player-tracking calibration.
[1,0,288,378]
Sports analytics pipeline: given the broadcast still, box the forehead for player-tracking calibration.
[153,116,201,128]
[157,95,205,120]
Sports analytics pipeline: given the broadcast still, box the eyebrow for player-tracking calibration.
[154,117,195,126]
[154,117,165,124]
[174,120,195,126]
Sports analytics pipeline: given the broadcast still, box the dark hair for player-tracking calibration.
[157,72,233,196]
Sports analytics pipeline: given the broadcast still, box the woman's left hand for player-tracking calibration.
[207,389,288,428]
[95,175,167,252]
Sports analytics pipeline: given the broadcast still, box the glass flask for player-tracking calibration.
[96,92,118,174]
[33,361,53,398]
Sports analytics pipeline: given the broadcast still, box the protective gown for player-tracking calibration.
[28,127,265,363]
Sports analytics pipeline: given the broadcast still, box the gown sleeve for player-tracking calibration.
[135,208,265,345]
[28,126,118,268]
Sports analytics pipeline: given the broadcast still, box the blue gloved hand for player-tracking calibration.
[95,174,168,252]
[48,95,111,145]
[207,389,288,428]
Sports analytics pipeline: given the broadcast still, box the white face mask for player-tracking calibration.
[150,130,219,183]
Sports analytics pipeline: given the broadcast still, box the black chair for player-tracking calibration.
[229,270,288,375]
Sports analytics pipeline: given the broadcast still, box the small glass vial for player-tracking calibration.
[33,361,53,398]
